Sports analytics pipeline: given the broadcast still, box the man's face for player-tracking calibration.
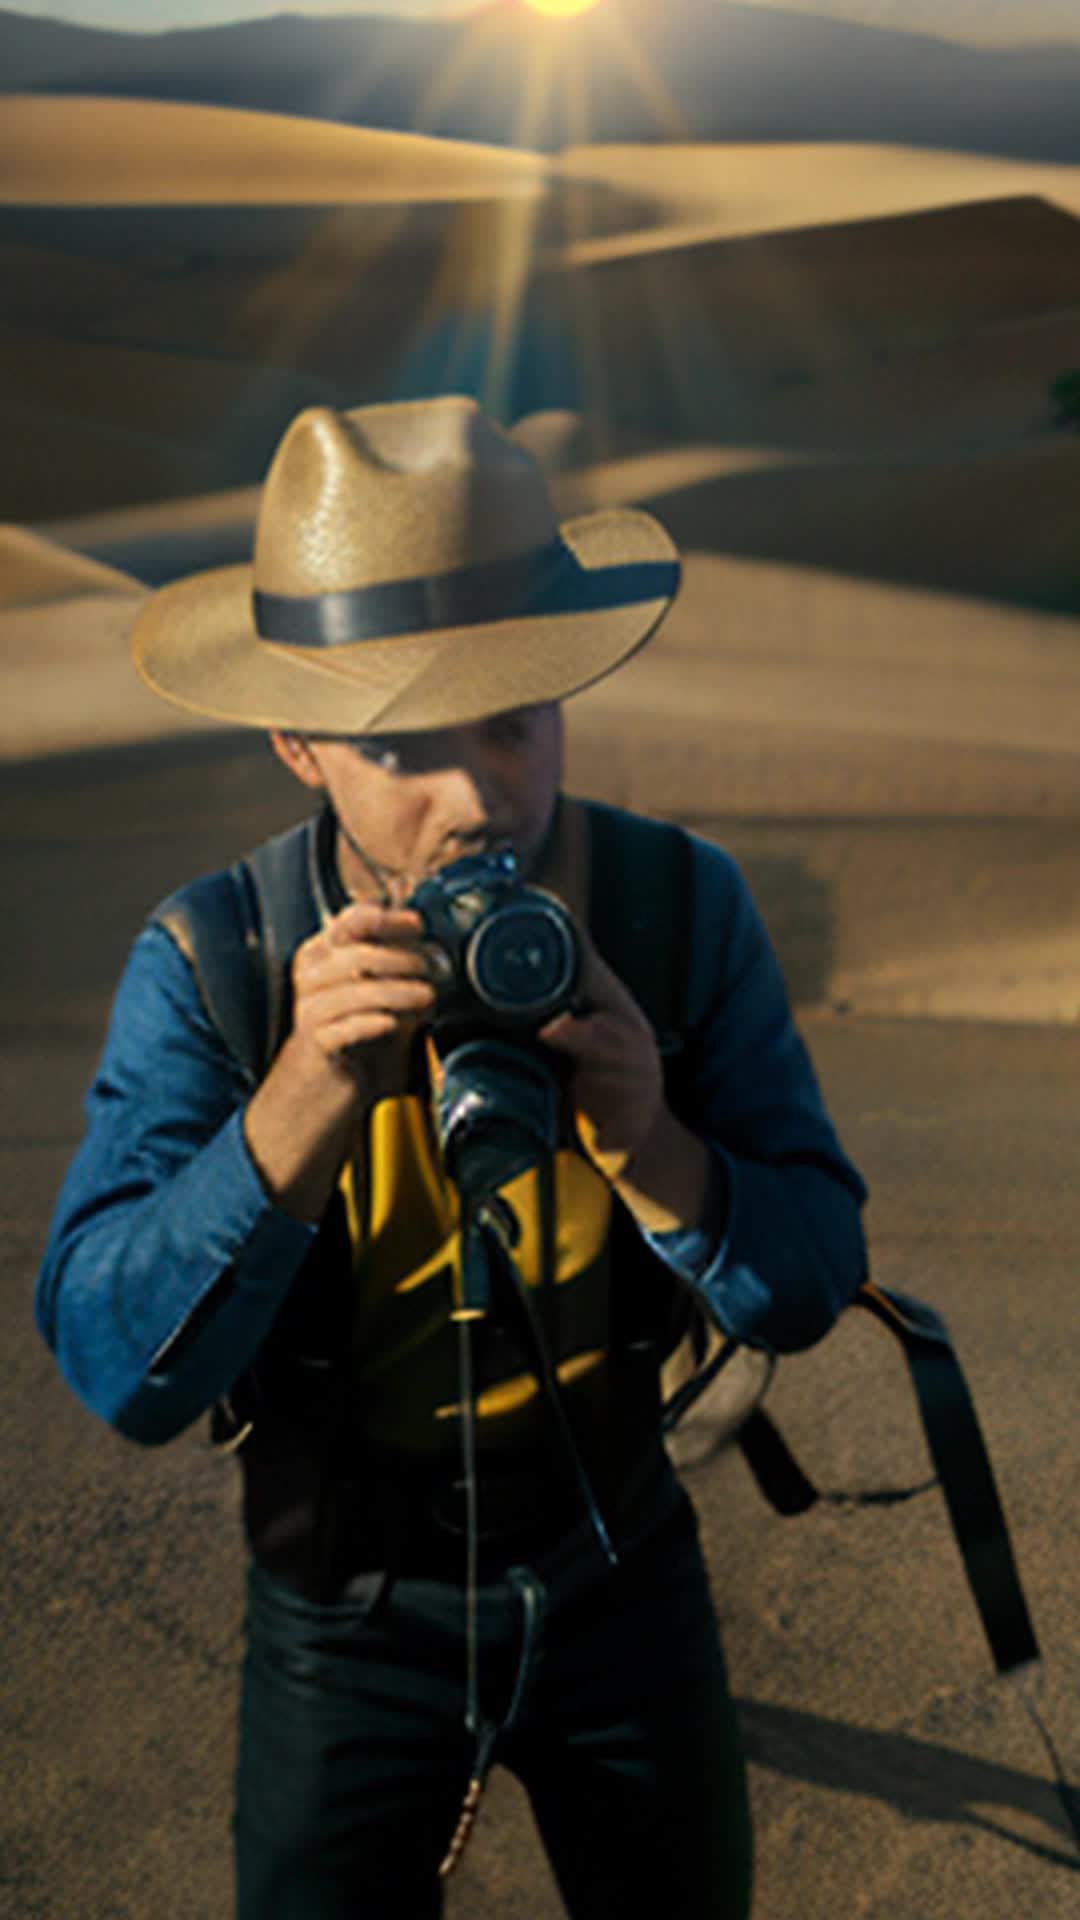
[271,702,564,904]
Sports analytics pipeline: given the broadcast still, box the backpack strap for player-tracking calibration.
[733,1284,1040,1677]
[240,813,325,1071]
[152,864,266,1087]
[149,814,324,1451]
[856,1282,1040,1674]
[149,814,322,1084]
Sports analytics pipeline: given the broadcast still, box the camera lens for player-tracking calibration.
[467,901,576,1017]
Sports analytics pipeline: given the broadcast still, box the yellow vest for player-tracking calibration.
[337,799,618,1465]
[341,1102,614,1459]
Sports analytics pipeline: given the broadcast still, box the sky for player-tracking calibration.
[9,0,1079,46]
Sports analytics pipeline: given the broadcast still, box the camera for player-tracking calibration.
[409,847,580,1046]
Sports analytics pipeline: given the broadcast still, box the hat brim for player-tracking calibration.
[131,507,679,734]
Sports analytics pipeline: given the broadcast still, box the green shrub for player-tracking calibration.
[1050,370,1080,431]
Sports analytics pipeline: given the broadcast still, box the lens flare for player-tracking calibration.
[522,0,604,16]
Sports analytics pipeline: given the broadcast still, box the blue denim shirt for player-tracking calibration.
[36,824,867,1446]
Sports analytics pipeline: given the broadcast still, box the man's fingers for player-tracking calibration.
[304,975,434,1022]
[286,901,437,1076]
[572,927,647,1022]
[538,1009,582,1048]
[302,943,433,987]
[295,910,431,988]
[539,1007,622,1059]
[319,1009,400,1053]
[293,983,433,1076]
[295,904,423,969]
[326,904,423,945]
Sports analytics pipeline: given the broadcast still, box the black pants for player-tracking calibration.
[234,1497,752,1918]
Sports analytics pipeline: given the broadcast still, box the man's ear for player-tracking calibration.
[269,730,325,791]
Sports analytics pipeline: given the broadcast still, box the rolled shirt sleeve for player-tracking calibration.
[35,923,316,1445]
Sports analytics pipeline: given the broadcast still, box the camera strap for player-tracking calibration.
[468,1196,621,1571]
[428,1030,620,1567]
[438,1086,619,1880]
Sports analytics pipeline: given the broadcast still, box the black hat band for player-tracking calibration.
[253,537,679,649]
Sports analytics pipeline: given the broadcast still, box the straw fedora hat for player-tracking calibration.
[131,395,680,735]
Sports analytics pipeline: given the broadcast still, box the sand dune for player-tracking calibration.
[571,553,1080,797]
[0,334,341,520]
[554,195,1080,443]
[0,95,547,207]
[6,130,1080,579]
[11,172,1079,588]
[35,489,262,588]
[610,433,1080,612]
[607,310,1080,464]
[0,525,179,761]
[557,142,1080,254]
[0,204,493,392]
[0,525,138,609]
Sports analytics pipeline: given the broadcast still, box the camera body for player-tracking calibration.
[409,847,580,1046]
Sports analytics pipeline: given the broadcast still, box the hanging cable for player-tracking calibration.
[480,1199,619,1571]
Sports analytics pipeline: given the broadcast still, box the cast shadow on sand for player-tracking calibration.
[738,1698,1080,1874]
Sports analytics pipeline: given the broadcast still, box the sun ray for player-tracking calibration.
[590,3,695,145]
[479,29,564,417]
[548,34,615,458]
[231,204,410,384]
[522,0,605,16]
[412,13,510,143]
[373,0,708,427]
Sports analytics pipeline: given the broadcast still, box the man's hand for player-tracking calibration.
[539,932,712,1236]
[538,934,665,1181]
[244,903,435,1221]
[288,903,434,1088]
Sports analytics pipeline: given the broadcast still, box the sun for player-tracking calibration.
[521,0,604,16]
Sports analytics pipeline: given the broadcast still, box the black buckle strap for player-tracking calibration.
[726,1281,1039,1677]
[855,1282,1039,1676]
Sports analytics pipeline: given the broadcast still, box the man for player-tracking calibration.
[36,396,867,1918]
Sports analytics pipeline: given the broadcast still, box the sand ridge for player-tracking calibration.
[0,94,548,207]
[556,141,1080,255]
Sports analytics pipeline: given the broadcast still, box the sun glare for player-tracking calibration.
[362,0,682,420]
[522,0,604,17]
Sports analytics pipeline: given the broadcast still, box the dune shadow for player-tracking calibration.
[631,446,1080,616]
[738,1697,1080,1872]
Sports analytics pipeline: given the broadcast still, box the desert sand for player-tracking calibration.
[3,101,1079,1918]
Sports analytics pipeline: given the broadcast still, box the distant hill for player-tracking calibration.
[1,1,1079,164]
[746,2,1080,50]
